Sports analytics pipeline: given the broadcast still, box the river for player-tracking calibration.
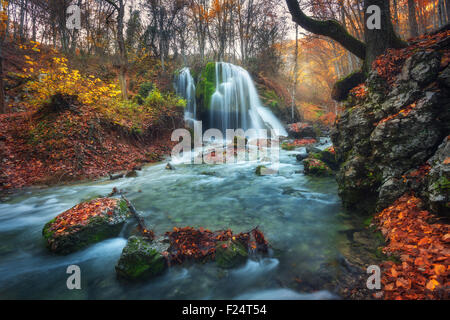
[0,138,357,299]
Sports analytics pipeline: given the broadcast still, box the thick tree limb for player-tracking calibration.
[285,0,366,60]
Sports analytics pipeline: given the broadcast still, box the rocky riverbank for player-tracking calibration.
[332,30,449,216]
[331,30,450,299]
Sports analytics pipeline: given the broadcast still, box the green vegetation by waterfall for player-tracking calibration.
[196,62,217,112]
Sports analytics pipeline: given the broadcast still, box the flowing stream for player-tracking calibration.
[0,139,357,300]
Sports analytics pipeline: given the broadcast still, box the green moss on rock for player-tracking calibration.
[433,176,450,191]
[42,198,131,255]
[115,236,168,280]
[310,149,338,170]
[215,240,248,269]
[196,62,216,112]
[303,158,333,176]
[42,218,56,240]
[281,142,295,151]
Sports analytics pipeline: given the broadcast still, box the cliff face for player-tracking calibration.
[331,32,450,216]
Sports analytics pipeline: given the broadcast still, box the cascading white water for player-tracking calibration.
[210,62,287,136]
[175,67,197,122]
[175,63,287,137]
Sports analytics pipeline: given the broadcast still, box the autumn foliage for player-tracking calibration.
[0,108,179,191]
[374,194,449,300]
[373,30,450,87]
[164,226,268,265]
[0,39,187,191]
[350,84,368,99]
[48,198,120,237]
[284,139,317,148]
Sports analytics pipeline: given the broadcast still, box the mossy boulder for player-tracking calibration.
[255,165,266,176]
[196,62,216,113]
[310,147,338,170]
[287,122,317,139]
[305,146,321,154]
[296,152,308,162]
[303,158,333,176]
[115,236,168,280]
[281,142,296,151]
[331,70,366,102]
[215,240,248,269]
[43,198,131,254]
[125,170,138,178]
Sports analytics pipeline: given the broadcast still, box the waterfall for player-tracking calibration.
[210,62,287,136]
[175,67,197,123]
[175,63,287,137]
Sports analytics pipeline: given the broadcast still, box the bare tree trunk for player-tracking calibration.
[446,0,450,23]
[0,0,7,114]
[363,0,405,70]
[19,0,26,41]
[104,0,128,99]
[117,0,127,99]
[291,24,298,121]
[408,0,419,38]
[392,0,400,33]
[438,0,447,26]
[0,44,5,114]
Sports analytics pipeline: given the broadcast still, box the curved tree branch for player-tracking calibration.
[103,0,119,12]
[285,0,366,60]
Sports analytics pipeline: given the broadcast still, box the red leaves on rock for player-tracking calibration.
[375,103,417,127]
[287,122,310,133]
[49,198,119,236]
[406,163,431,180]
[374,194,450,300]
[325,146,335,154]
[166,226,217,263]
[291,138,317,146]
[283,139,317,149]
[350,84,368,99]
[372,30,450,87]
[164,226,267,265]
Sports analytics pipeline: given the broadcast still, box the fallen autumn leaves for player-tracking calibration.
[374,194,449,300]
[0,108,178,192]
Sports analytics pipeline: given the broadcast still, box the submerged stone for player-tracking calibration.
[296,152,308,162]
[125,170,138,178]
[115,236,169,280]
[255,165,276,176]
[42,198,131,254]
[165,163,175,170]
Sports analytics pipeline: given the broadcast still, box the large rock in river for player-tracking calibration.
[215,240,248,269]
[308,146,338,170]
[287,122,317,139]
[116,236,169,280]
[303,158,333,176]
[43,197,131,254]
